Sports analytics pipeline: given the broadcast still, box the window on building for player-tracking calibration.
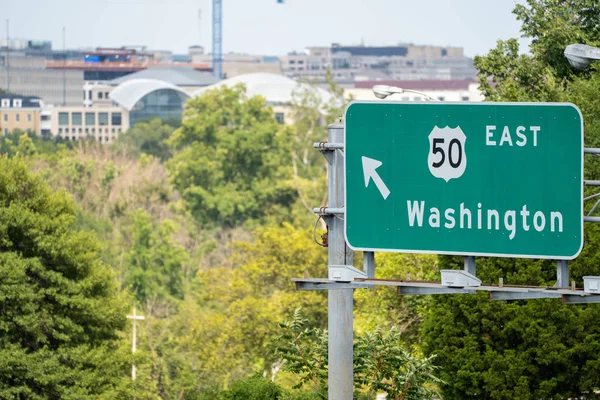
[92,128,96,134]
[85,128,89,134]
[15,114,20,123]
[3,128,7,136]
[462,96,469,101]
[65,128,70,133]
[105,128,109,133]
[87,90,92,101]
[72,112,82,126]
[58,112,69,125]
[13,99,22,108]
[98,92,103,99]
[289,60,296,64]
[438,96,445,101]
[1,99,9,108]
[105,92,110,99]
[41,114,50,121]
[85,112,95,125]
[58,128,63,134]
[27,114,31,122]
[275,112,285,125]
[78,128,82,133]
[414,96,422,101]
[111,128,115,134]
[111,112,122,126]
[3,114,7,122]
[71,136,76,141]
[98,112,108,126]
[117,128,121,133]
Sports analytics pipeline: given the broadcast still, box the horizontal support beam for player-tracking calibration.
[312,142,344,150]
[292,278,598,304]
[585,216,600,223]
[294,281,373,291]
[398,286,472,295]
[585,148,600,154]
[585,180,600,186]
[490,291,562,301]
[313,207,344,215]
[561,294,600,304]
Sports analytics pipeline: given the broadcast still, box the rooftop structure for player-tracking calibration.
[108,66,218,92]
[109,79,191,126]
[193,72,332,105]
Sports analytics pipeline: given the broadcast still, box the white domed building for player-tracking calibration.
[192,73,335,124]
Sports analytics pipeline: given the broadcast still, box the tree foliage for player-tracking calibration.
[276,309,443,400]
[0,156,131,399]
[114,118,175,161]
[167,84,297,227]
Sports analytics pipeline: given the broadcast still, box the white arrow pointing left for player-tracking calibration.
[362,156,390,200]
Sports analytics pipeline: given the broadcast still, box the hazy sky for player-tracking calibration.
[2,0,527,57]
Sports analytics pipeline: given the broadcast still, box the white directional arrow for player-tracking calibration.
[361,156,390,200]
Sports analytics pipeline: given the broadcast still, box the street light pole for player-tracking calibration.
[126,307,145,381]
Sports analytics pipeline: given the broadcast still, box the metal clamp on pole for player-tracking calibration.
[312,141,344,150]
[313,207,344,215]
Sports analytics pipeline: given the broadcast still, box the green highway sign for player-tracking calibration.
[344,102,583,260]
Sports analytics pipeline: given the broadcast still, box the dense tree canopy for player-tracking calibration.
[167,84,297,227]
[0,156,131,399]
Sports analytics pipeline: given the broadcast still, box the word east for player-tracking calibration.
[407,201,563,240]
[486,125,541,147]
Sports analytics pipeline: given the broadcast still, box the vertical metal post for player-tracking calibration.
[62,26,66,106]
[212,0,223,79]
[364,251,375,279]
[328,122,354,399]
[464,256,476,276]
[557,260,569,288]
[5,19,9,94]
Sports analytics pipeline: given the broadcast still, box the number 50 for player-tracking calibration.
[431,138,463,168]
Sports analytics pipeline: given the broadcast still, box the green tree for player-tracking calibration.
[114,119,175,161]
[276,309,443,400]
[0,156,131,399]
[167,84,297,227]
[123,210,188,313]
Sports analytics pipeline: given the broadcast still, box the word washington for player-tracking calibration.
[407,201,564,240]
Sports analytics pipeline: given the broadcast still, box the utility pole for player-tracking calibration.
[198,8,202,48]
[62,26,66,106]
[327,122,354,399]
[126,307,145,380]
[5,19,9,94]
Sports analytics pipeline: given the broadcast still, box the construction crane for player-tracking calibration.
[212,0,284,79]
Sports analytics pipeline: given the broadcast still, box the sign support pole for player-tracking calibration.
[557,260,569,288]
[327,122,354,399]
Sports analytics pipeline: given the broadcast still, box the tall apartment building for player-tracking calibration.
[0,54,84,106]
